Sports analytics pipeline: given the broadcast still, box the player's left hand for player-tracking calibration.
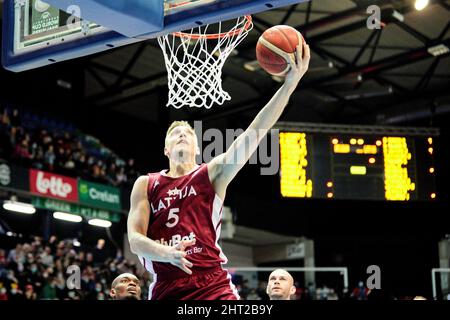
[284,41,310,89]
[167,239,196,274]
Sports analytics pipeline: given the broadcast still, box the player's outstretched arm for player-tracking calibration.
[127,176,195,274]
[208,44,310,196]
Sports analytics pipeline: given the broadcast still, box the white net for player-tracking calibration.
[158,16,253,109]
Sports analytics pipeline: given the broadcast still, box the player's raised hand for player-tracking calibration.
[167,239,195,274]
[285,41,310,89]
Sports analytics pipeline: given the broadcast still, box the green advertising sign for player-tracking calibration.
[78,180,121,211]
[31,0,60,35]
[32,197,121,223]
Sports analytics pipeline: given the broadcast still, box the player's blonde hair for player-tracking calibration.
[165,121,196,146]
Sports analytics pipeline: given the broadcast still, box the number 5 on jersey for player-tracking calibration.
[166,208,180,228]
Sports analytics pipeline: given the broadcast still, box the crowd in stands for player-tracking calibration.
[0,235,151,300]
[1,233,352,301]
[0,106,139,187]
[0,234,434,301]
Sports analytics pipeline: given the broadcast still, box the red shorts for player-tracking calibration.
[148,266,240,300]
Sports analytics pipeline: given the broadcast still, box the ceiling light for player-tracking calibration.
[415,0,429,11]
[3,201,36,214]
[392,10,404,22]
[53,212,82,223]
[428,44,450,57]
[88,219,112,228]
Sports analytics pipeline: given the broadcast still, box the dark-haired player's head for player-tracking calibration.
[266,269,296,300]
[110,273,141,300]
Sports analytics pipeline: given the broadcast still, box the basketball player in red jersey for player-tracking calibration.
[127,43,310,300]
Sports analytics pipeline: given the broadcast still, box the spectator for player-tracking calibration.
[293,282,304,300]
[1,108,10,127]
[48,235,58,253]
[85,252,94,268]
[14,140,31,165]
[0,286,8,300]
[44,145,56,171]
[247,288,261,300]
[266,269,296,301]
[10,109,21,127]
[41,277,57,300]
[91,163,103,184]
[41,130,53,147]
[31,144,45,170]
[24,284,37,300]
[54,274,67,300]
[328,288,339,300]
[239,279,250,300]
[7,244,24,266]
[307,281,316,300]
[126,158,138,182]
[109,273,141,300]
[8,283,24,301]
[116,166,127,185]
[256,280,268,300]
[0,249,6,266]
[40,246,54,267]
[25,263,44,291]
[93,239,108,265]
[55,146,67,173]
[63,151,76,175]
[106,163,118,186]
[351,281,370,300]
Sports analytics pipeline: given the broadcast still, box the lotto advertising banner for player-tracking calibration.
[29,169,78,203]
[78,180,121,211]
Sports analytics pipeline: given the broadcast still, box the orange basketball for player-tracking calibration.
[256,25,304,76]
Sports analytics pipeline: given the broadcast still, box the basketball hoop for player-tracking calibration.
[158,15,253,109]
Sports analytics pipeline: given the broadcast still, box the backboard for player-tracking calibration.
[2,0,307,72]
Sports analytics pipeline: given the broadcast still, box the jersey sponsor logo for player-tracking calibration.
[151,185,197,213]
[154,232,196,247]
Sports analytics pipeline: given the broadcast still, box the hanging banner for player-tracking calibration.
[78,180,121,211]
[29,169,79,203]
[32,197,121,223]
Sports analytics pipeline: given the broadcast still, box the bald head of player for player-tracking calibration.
[110,273,141,300]
[266,269,296,300]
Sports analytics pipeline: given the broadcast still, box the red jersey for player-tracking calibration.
[138,164,238,300]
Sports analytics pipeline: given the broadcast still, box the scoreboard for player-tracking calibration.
[277,122,438,201]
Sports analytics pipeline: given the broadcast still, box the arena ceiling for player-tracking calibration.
[75,0,450,127]
[0,0,448,128]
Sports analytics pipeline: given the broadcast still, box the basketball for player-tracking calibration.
[256,25,304,76]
